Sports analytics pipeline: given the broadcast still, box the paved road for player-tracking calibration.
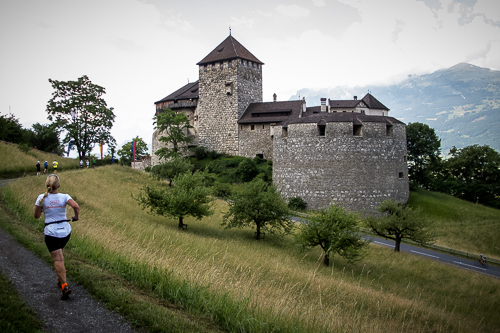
[367,235,500,279]
[291,216,500,279]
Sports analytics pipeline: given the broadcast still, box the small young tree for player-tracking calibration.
[222,178,293,240]
[154,109,193,160]
[135,170,214,230]
[151,156,194,186]
[365,199,435,252]
[296,204,368,266]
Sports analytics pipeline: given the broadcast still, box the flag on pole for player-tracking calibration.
[99,142,104,159]
[67,141,73,157]
[132,141,136,167]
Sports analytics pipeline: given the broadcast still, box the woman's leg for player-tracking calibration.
[50,249,66,284]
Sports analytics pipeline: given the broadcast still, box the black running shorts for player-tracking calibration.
[45,234,71,253]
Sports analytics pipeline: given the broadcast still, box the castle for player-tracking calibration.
[152,35,409,212]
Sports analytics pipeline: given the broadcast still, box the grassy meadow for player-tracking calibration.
[1,165,500,333]
[0,141,79,178]
[407,188,500,259]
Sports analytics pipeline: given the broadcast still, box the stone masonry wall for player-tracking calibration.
[197,59,262,156]
[238,123,273,160]
[272,121,409,213]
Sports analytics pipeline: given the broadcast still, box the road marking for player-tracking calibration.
[453,261,486,271]
[373,241,392,247]
[410,250,439,259]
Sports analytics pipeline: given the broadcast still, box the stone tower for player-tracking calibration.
[196,35,263,155]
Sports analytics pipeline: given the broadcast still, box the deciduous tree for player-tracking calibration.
[28,123,63,154]
[46,75,116,160]
[296,204,368,266]
[135,170,214,230]
[154,109,193,160]
[151,156,194,186]
[117,137,149,166]
[406,122,441,189]
[222,178,293,240]
[442,145,500,208]
[365,199,435,252]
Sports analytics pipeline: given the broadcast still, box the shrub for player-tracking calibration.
[235,158,259,182]
[212,181,232,199]
[288,196,307,210]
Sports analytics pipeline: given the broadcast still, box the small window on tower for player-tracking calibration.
[353,124,362,136]
[386,124,393,136]
[318,125,326,136]
[251,124,255,131]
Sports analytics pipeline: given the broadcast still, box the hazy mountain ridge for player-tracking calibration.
[291,63,500,153]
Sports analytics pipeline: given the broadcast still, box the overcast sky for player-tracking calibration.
[1,0,499,155]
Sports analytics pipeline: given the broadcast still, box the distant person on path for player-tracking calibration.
[34,174,79,300]
[86,160,89,169]
[80,159,83,168]
[53,160,58,174]
[36,161,41,176]
[44,161,48,173]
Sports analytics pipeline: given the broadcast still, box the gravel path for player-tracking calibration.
[0,217,138,333]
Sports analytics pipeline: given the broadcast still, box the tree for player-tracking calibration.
[151,156,194,186]
[296,204,368,266]
[222,178,293,240]
[365,199,435,252]
[154,109,193,160]
[0,113,28,144]
[406,122,441,190]
[46,75,116,160]
[442,145,500,209]
[117,137,149,166]
[235,158,259,182]
[28,122,63,154]
[135,170,214,229]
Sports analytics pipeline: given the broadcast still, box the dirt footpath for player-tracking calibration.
[0,227,137,333]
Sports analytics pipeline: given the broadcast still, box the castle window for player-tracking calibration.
[399,172,404,179]
[318,125,326,137]
[386,124,393,136]
[251,124,255,131]
[240,125,242,130]
[263,124,265,129]
[282,127,288,137]
[403,155,407,162]
[353,124,362,136]
[256,154,263,159]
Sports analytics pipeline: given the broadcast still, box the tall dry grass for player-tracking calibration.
[3,165,500,332]
[0,142,79,177]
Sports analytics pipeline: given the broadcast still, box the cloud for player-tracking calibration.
[391,19,406,43]
[312,0,327,6]
[230,16,255,29]
[275,4,310,17]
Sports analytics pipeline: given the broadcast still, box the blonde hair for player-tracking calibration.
[39,174,60,206]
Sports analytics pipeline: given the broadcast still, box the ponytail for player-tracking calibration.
[39,175,60,206]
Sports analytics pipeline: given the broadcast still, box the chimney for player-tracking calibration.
[273,93,277,102]
[300,97,306,117]
[320,98,327,112]
[354,96,357,100]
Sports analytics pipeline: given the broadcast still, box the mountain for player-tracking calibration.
[291,63,500,153]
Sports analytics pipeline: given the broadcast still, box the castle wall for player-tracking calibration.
[197,59,262,155]
[272,121,409,213]
[238,123,273,160]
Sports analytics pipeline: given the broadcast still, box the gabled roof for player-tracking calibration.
[197,35,264,66]
[329,100,362,108]
[238,100,302,124]
[155,81,199,104]
[361,93,389,110]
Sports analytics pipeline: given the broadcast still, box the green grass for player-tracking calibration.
[0,142,79,178]
[1,165,500,333]
[0,270,45,333]
[407,188,500,259]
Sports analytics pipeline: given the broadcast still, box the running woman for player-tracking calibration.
[34,174,79,300]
